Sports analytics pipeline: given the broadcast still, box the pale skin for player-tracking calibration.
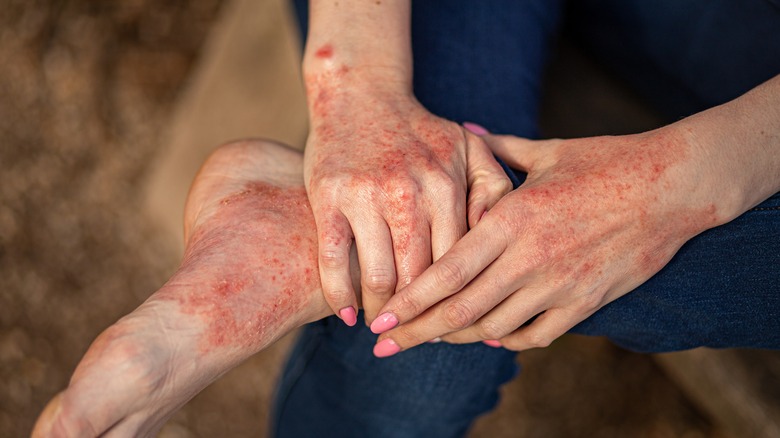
[303,0,511,325]
[371,74,780,356]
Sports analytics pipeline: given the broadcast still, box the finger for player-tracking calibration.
[315,211,358,324]
[375,255,549,357]
[440,285,550,345]
[462,126,513,228]
[372,255,523,355]
[389,213,432,290]
[352,216,397,325]
[429,180,467,262]
[481,134,551,173]
[498,307,587,352]
[370,222,506,334]
[368,216,431,327]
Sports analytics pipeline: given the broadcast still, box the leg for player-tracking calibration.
[274,2,561,437]
[33,140,351,437]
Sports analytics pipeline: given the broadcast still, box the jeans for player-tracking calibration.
[273,1,780,436]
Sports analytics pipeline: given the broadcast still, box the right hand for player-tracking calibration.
[304,71,511,326]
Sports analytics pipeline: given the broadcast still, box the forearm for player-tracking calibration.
[676,74,780,224]
[303,0,413,114]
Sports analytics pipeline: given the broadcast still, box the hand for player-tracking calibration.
[33,141,348,437]
[304,74,510,326]
[369,125,727,356]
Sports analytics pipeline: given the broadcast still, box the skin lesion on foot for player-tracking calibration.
[33,140,355,437]
[164,182,321,354]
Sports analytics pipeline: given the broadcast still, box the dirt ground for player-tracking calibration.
[1,0,718,436]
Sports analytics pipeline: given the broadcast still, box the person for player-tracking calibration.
[34,0,780,436]
[273,2,780,436]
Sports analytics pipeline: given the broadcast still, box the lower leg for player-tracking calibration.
[33,140,354,437]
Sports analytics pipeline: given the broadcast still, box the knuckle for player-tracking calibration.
[478,318,508,341]
[433,258,469,291]
[363,268,396,294]
[395,290,423,317]
[494,175,513,196]
[313,174,351,200]
[323,287,352,304]
[319,247,347,269]
[577,289,605,314]
[442,299,479,331]
[523,331,553,349]
[499,340,523,352]
[385,177,421,203]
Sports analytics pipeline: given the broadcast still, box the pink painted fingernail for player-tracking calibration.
[483,340,503,348]
[427,337,442,344]
[374,339,400,358]
[339,307,357,327]
[370,312,398,334]
[463,122,489,136]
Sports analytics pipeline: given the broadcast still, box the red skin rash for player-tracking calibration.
[302,63,465,278]
[314,44,333,59]
[165,182,319,353]
[490,132,720,286]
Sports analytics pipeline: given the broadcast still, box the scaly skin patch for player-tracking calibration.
[166,182,319,353]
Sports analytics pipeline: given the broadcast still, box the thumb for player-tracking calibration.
[479,131,552,173]
[463,123,513,228]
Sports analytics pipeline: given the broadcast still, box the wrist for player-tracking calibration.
[304,61,411,95]
[304,64,413,122]
[670,116,758,228]
[303,0,413,106]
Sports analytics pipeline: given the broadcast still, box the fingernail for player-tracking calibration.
[483,340,503,348]
[339,306,357,327]
[370,312,398,334]
[427,337,442,344]
[374,339,400,358]
[480,210,488,221]
[463,122,489,136]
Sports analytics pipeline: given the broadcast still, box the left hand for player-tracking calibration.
[369,125,726,355]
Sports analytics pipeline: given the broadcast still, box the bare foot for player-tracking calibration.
[33,140,358,437]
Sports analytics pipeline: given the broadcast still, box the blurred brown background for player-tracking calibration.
[1,0,777,437]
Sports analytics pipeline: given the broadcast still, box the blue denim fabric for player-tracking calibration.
[272,313,518,438]
[566,0,780,119]
[273,1,780,436]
